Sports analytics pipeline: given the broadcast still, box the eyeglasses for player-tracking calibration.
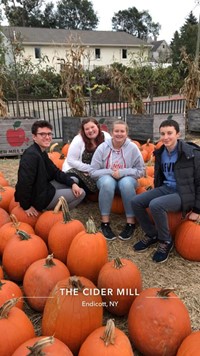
[36,132,53,138]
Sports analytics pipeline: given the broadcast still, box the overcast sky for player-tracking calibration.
[91,0,199,43]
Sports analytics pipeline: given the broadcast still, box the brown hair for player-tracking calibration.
[112,120,129,133]
[80,117,105,152]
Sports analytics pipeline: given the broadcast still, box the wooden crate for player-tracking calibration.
[62,116,123,143]
[0,117,36,157]
[127,114,185,143]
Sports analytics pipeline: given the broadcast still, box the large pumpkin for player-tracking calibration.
[0,208,10,228]
[10,205,41,228]
[12,336,73,356]
[48,197,85,263]
[0,185,15,212]
[42,275,103,355]
[23,254,70,311]
[175,220,200,261]
[97,257,142,316]
[111,195,124,214]
[67,218,108,284]
[128,288,191,356]
[78,319,134,356]
[176,330,200,355]
[0,298,35,356]
[2,230,48,281]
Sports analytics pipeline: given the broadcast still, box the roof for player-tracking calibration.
[1,26,151,48]
[151,40,168,51]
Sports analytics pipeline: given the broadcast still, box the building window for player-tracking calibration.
[122,49,127,59]
[95,48,101,59]
[35,47,41,59]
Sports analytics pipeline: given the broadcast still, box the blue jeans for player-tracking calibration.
[97,175,137,218]
[131,185,182,242]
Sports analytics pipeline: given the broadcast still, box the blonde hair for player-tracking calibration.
[112,120,129,133]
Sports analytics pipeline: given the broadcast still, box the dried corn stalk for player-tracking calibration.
[0,88,8,118]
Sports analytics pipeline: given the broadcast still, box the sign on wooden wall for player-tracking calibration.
[0,118,36,157]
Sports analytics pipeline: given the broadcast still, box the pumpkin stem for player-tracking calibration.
[49,143,58,153]
[100,319,115,346]
[53,198,63,213]
[113,257,124,269]
[0,298,19,319]
[0,280,6,290]
[86,217,98,234]
[59,196,72,223]
[68,276,85,292]
[44,254,56,268]
[16,230,31,240]
[156,288,175,298]
[9,214,20,228]
[0,185,6,192]
[27,336,54,355]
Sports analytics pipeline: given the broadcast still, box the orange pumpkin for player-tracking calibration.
[42,276,103,355]
[132,140,141,148]
[0,208,10,228]
[0,177,9,186]
[128,288,191,356]
[78,319,134,356]
[176,330,200,355]
[23,254,70,312]
[8,196,19,213]
[35,199,63,243]
[141,139,155,160]
[137,174,154,189]
[0,298,35,356]
[175,219,200,261]
[61,142,71,156]
[12,336,73,356]
[0,266,3,279]
[97,257,142,316]
[111,195,124,214]
[10,205,41,228]
[3,230,48,281]
[48,197,85,263]
[0,185,15,212]
[67,218,108,284]
[0,214,34,256]
[0,279,23,309]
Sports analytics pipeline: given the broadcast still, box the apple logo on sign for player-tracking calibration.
[6,121,29,147]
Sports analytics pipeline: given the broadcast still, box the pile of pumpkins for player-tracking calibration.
[0,141,200,355]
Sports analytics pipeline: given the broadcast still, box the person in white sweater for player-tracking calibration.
[62,117,110,194]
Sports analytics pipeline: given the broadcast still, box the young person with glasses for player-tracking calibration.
[15,120,85,217]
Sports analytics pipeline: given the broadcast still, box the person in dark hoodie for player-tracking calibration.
[132,119,200,263]
[15,120,85,217]
[90,120,145,241]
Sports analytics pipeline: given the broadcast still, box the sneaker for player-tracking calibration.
[152,241,174,263]
[118,223,136,241]
[133,235,158,252]
[100,223,116,241]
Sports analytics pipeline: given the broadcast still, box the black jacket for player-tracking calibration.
[154,140,200,215]
[15,142,75,211]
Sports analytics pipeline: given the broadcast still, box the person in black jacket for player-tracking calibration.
[15,120,86,217]
[132,119,200,263]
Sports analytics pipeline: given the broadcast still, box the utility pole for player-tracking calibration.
[195,0,200,66]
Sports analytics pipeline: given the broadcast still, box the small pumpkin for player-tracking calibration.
[35,198,63,243]
[0,298,35,356]
[176,330,200,355]
[78,319,134,356]
[97,257,142,316]
[128,287,191,356]
[42,275,103,355]
[48,196,85,262]
[0,214,34,255]
[23,254,70,311]
[67,218,108,284]
[0,208,10,228]
[12,336,73,356]
[0,279,23,309]
[175,219,200,261]
[61,142,71,157]
[0,185,15,212]
[3,230,48,281]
